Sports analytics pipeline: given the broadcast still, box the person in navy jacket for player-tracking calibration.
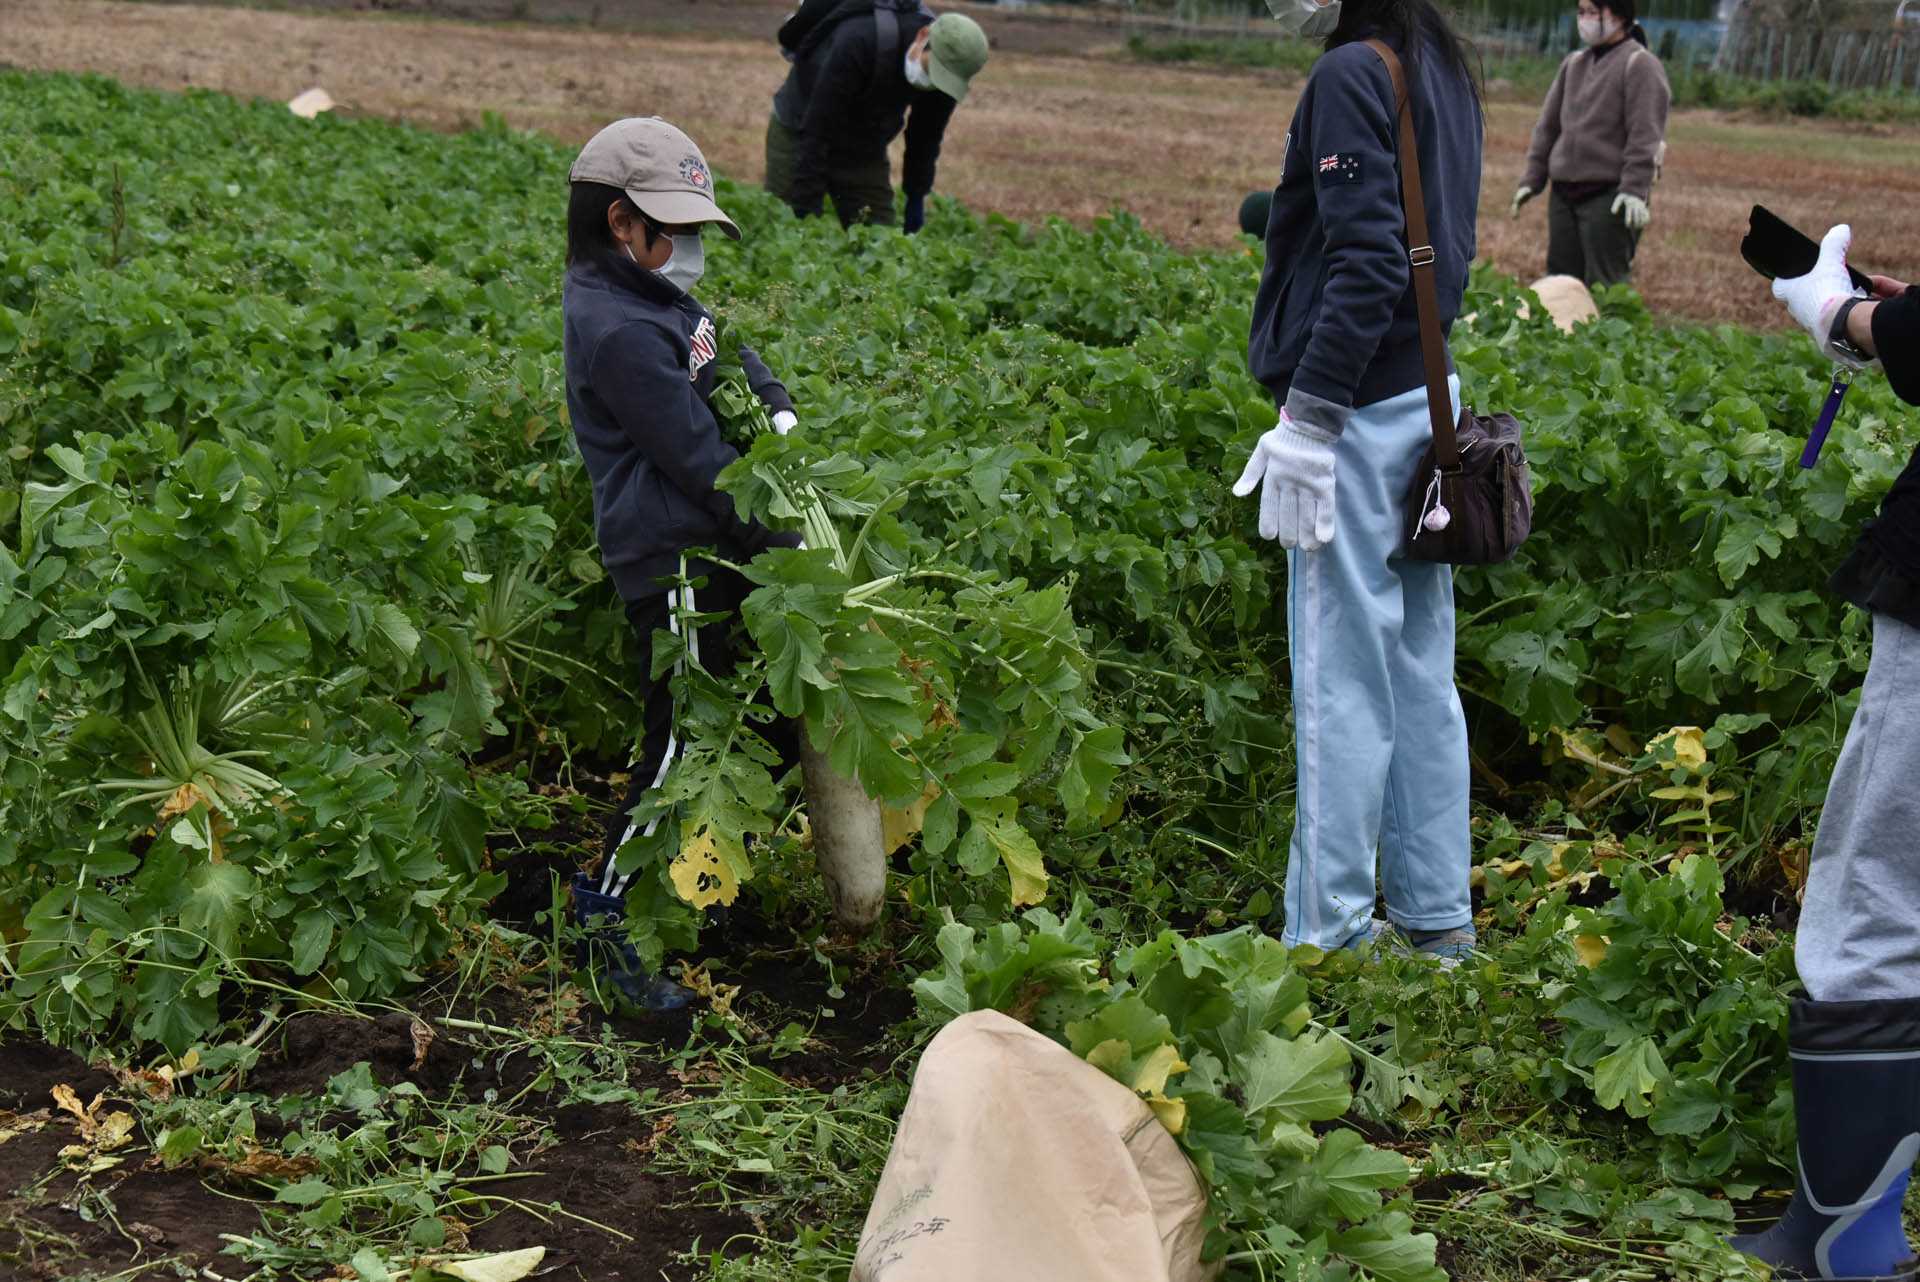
[1235,0,1484,964]
[562,118,800,1010]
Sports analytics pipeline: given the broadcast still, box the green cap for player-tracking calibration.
[926,13,989,103]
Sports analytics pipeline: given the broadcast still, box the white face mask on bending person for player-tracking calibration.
[626,231,705,294]
[1264,0,1340,39]
[904,50,934,88]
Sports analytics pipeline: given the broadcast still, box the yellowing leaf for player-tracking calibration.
[1648,726,1708,771]
[156,782,212,825]
[1573,934,1610,968]
[1545,843,1571,879]
[676,962,740,1018]
[1130,1042,1190,1098]
[427,1247,547,1282]
[0,1109,50,1146]
[668,824,741,909]
[50,1084,87,1124]
[94,1111,135,1152]
[1146,1094,1187,1135]
[979,817,1049,907]
[1084,1037,1132,1078]
[1085,1039,1190,1136]
[881,779,941,856]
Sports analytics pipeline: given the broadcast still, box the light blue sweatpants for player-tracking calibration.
[1280,378,1473,951]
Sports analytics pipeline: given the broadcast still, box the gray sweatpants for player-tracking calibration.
[1797,612,1920,1002]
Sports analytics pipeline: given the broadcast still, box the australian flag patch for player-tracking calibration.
[1318,153,1362,182]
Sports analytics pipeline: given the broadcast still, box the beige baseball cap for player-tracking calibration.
[569,117,740,240]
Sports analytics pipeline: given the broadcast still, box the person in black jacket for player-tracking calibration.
[562,118,802,1011]
[1733,225,1920,1282]
[766,4,989,231]
[1234,0,1484,963]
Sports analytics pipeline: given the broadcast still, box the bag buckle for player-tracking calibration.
[1409,244,1436,267]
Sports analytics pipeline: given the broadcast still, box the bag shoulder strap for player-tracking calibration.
[1362,38,1460,471]
[872,3,901,91]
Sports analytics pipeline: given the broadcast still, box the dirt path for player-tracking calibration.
[4,0,1917,328]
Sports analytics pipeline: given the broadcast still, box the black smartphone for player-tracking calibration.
[1741,205,1874,291]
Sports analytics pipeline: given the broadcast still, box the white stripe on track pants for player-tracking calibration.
[1280,377,1473,951]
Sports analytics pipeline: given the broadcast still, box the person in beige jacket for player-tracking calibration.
[1510,0,1670,286]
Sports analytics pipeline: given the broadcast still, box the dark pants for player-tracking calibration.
[598,567,798,893]
[1546,185,1640,287]
[764,114,896,229]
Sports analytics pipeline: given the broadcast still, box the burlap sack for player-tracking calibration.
[852,1009,1217,1282]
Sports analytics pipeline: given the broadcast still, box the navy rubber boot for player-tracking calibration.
[569,873,694,1013]
[1731,997,1920,1281]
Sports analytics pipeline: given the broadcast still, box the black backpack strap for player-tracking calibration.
[871,2,901,95]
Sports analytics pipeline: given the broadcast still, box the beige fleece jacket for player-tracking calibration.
[1520,40,1672,201]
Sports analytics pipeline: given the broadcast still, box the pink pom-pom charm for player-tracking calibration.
[1423,505,1452,532]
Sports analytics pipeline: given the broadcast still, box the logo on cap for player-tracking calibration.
[679,156,712,191]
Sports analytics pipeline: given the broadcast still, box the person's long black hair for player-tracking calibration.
[1324,0,1483,108]
[1600,0,1650,47]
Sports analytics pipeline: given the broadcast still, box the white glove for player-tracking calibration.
[771,410,798,436]
[1774,224,1870,366]
[1509,186,1535,219]
[1232,412,1338,551]
[1611,192,1650,231]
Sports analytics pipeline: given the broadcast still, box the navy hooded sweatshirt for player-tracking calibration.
[562,253,796,603]
[1248,29,1483,433]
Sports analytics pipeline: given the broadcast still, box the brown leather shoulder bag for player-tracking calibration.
[1366,38,1534,565]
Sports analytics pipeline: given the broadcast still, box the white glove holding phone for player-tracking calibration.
[1773,224,1871,368]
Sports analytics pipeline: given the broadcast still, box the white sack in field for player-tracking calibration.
[287,88,336,119]
[1527,273,1599,333]
[853,1009,1217,1282]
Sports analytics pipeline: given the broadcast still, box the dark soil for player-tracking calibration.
[0,829,916,1282]
[0,1042,263,1282]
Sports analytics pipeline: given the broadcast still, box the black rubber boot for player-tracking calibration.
[1731,997,1920,1281]
[570,873,694,1013]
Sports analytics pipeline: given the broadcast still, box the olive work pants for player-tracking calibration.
[764,115,895,229]
[1546,184,1640,287]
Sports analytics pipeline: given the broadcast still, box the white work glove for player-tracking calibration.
[1611,192,1651,231]
[771,410,798,436]
[1232,411,1338,551]
[1774,224,1870,367]
[1509,186,1536,218]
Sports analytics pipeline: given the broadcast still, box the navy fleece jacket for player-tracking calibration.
[1247,31,1483,434]
[1831,286,1920,629]
[563,254,796,603]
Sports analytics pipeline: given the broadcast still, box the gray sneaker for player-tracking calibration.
[1402,926,1477,968]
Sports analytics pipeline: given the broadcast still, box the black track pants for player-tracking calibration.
[597,567,798,894]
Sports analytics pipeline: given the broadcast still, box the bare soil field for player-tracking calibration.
[2,0,1917,328]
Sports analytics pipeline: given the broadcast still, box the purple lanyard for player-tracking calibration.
[1800,366,1854,469]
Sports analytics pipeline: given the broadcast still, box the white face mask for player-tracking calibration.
[1265,0,1340,38]
[626,232,705,294]
[904,51,933,89]
[1578,13,1618,44]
